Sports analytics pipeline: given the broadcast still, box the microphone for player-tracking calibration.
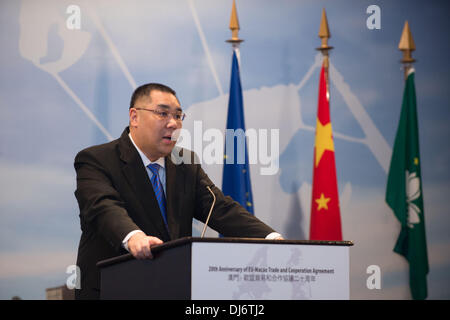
[200,179,216,238]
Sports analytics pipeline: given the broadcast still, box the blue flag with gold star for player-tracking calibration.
[222,49,254,214]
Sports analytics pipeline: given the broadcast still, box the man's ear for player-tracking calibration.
[129,108,138,127]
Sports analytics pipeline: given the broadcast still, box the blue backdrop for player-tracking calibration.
[0,0,449,299]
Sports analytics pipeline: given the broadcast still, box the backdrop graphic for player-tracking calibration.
[0,0,449,299]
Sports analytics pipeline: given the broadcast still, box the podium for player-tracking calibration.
[97,237,353,300]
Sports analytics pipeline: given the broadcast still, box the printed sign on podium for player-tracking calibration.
[97,237,352,300]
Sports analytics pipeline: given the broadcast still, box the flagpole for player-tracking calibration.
[309,8,343,241]
[316,8,333,87]
[398,21,416,80]
[386,20,429,299]
[222,0,255,216]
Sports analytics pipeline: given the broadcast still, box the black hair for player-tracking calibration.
[129,83,177,109]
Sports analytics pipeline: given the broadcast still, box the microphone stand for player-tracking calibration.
[201,186,216,238]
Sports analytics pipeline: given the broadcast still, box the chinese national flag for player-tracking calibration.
[309,62,343,241]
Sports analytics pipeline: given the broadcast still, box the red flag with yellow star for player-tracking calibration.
[309,62,343,241]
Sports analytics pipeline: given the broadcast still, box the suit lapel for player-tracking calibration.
[118,128,171,240]
[165,154,185,240]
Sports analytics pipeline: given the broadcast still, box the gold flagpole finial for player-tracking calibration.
[398,21,416,63]
[399,21,416,63]
[317,9,333,50]
[226,0,243,44]
[316,8,333,69]
[398,21,416,79]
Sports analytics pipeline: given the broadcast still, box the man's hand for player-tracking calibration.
[127,232,163,259]
[265,232,284,240]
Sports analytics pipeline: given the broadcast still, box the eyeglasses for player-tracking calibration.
[135,108,186,122]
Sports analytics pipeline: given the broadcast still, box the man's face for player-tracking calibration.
[129,90,183,161]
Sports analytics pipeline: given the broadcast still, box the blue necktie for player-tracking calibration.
[147,163,168,227]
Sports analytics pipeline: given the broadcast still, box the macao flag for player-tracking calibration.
[386,68,428,299]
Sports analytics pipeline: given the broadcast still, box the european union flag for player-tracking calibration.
[222,49,254,214]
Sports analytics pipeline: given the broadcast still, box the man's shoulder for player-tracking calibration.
[74,137,122,165]
[78,138,118,155]
[75,128,130,161]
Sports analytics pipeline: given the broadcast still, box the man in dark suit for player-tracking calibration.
[74,83,281,299]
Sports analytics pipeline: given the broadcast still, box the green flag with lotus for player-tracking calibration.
[386,68,429,300]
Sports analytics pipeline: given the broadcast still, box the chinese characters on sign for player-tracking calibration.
[209,265,334,283]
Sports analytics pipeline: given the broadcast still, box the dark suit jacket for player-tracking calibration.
[74,127,275,299]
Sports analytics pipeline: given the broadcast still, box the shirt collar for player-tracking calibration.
[128,133,165,169]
